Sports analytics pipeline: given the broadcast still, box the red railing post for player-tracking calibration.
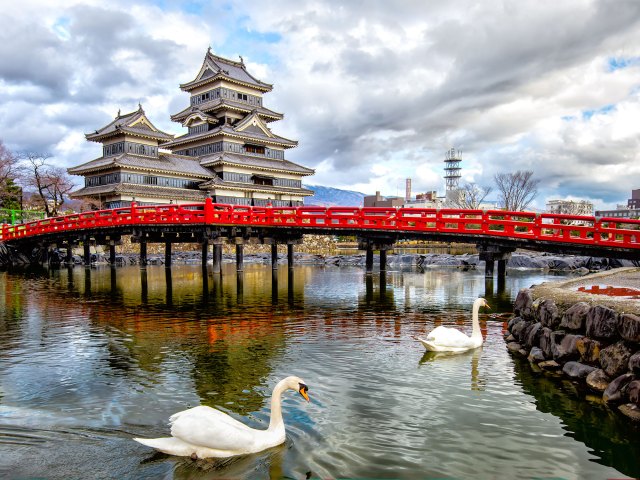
[204,197,214,223]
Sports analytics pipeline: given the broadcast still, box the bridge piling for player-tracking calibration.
[65,242,73,265]
[212,241,222,273]
[477,244,515,279]
[83,241,91,266]
[365,246,374,275]
[110,244,116,265]
[287,243,294,269]
[380,249,388,271]
[235,238,244,272]
[200,240,208,270]
[271,243,278,269]
[140,241,147,267]
[165,242,172,267]
[497,259,507,278]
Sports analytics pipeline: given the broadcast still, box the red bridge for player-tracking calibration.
[2,198,639,276]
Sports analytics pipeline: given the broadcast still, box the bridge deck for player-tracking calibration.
[1,199,639,259]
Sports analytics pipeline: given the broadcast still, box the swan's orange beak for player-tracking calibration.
[299,384,310,402]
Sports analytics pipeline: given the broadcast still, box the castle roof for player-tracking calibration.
[85,105,174,143]
[170,99,283,123]
[67,152,212,178]
[164,122,298,149]
[199,152,314,176]
[69,183,207,201]
[198,177,314,197]
[180,49,272,93]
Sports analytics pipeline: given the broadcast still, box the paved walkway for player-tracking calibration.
[531,267,640,314]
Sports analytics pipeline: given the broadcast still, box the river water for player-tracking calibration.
[0,263,638,479]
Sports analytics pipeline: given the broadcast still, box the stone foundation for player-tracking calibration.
[506,285,640,422]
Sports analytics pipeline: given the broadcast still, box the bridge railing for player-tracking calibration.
[1,201,640,251]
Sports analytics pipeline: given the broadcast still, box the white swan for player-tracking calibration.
[415,297,490,352]
[133,376,310,459]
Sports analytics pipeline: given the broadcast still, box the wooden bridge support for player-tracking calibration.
[236,239,244,272]
[65,242,73,265]
[380,249,388,272]
[109,244,116,265]
[272,243,278,269]
[477,244,515,279]
[365,246,374,275]
[140,241,147,267]
[83,240,91,266]
[201,239,208,269]
[287,243,294,269]
[165,242,172,267]
[359,238,394,275]
[212,241,223,274]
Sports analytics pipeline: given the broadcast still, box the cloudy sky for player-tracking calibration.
[1,0,639,210]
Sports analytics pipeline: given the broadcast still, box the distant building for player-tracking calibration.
[546,199,594,216]
[628,189,640,209]
[403,191,444,209]
[68,49,314,209]
[364,191,404,208]
[594,188,640,218]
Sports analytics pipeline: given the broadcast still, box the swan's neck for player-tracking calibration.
[471,300,483,339]
[267,379,288,432]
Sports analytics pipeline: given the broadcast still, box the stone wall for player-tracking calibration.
[506,288,640,422]
[117,234,339,255]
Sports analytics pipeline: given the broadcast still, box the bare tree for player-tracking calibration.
[19,153,75,217]
[0,140,20,208]
[494,170,539,211]
[450,182,493,209]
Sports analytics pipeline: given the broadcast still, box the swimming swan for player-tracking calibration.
[415,298,490,352]
[133,376,310,458]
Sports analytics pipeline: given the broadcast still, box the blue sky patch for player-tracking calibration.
[582,104,615,120]
[607,56,640,72]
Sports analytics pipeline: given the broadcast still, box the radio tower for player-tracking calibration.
[444,147,462,192]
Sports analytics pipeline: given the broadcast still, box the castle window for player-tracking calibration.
[245,144,265,154]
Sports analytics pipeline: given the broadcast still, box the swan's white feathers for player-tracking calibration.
[417,298,488,353]
[426,326,475,348]
[169,406,257,452]
[133,375,308,458]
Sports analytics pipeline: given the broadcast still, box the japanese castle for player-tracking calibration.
[68,49,315,208]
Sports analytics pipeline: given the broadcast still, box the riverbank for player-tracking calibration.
[505,267,640,422]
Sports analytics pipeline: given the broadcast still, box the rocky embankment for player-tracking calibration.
[505,269,640,422]
[39,250,640,270]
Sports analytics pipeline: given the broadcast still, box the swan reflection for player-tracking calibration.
[419,347,485,391]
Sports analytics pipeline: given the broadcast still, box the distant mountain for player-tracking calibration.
[304,184,365,207]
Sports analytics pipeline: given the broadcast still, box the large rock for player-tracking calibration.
[618,404,640,422]
[539,299,561,329]
[559,302,590,331]
[586,305,619,341]
[628,380,640,407]
[553,334,583,363]
[508,316,523,331]
[563,361,596,380]
[576,337,603,365]
[528,346,545,363]
[630,352,640,376]
[618,313,640,343]
[513,289,534,320]
[507,342,524,354]
[599,341,634,378]
[539,327,554,359]
[511,319,531,344]
[586,369,610,392]
[524,322,543,349]
[603,373,634,404]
